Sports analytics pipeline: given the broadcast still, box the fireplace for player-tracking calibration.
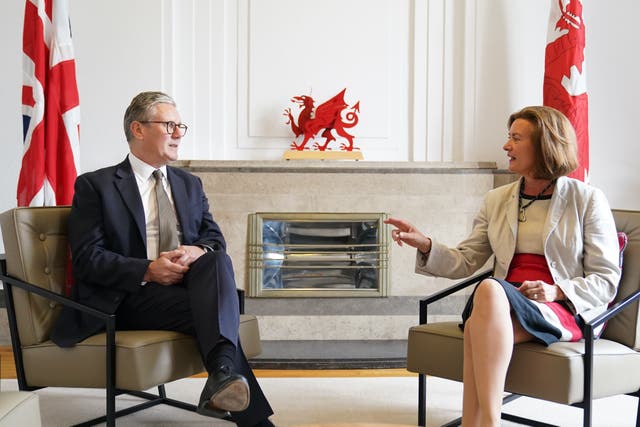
[175,160,504,340]
[247,212,389,297]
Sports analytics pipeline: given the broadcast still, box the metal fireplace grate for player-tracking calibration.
[247,212,389,297]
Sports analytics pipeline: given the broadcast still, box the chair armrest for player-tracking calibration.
[580,288,640,331]
[420,270,493,325]
[0,257,112,321]
[1,256,118,392]
[419,269,492,324]
[420,269,492,305]
[576,286,640,408]
[1,257,249,319]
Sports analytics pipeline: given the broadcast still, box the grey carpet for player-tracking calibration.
[1,377,636,426]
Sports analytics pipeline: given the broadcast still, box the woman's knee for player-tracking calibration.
[473,279,509,310]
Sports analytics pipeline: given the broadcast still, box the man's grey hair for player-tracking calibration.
[123,91,176,142]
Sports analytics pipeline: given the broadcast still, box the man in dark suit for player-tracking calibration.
[51,91,274,427]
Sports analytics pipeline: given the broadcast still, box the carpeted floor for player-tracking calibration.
[1,376,637,426]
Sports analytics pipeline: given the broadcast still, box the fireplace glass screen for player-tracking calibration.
[248,213,389,297]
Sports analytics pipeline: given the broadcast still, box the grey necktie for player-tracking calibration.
[153,169,179,253]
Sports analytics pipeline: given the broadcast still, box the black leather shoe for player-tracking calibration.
[197,365,250,416]
[196,402,230,419]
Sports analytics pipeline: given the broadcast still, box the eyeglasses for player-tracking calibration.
[139,120,188,136]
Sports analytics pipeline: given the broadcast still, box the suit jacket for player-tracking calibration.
[415,176,621,317]
[51,157,226,346]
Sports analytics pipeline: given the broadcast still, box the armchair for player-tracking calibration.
[0,206,262,426]
[406,209,640,427]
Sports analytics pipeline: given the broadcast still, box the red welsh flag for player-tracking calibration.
[543,0,588,182]
[18,0,80,206]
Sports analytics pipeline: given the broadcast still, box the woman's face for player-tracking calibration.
[503,118,537,177]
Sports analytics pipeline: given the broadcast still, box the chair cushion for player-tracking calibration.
[10,301,261,390]
[605,210,640,351]
[1,206,70,346]
[21,330,204,390]
[406,322,465,382]
[240,314,262,359]
[618,231,628,268]
[19,314,261,391]
[407,321,640,404]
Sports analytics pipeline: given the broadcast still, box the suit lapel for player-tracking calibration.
[114,159,147,246]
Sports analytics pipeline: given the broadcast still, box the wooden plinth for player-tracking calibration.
[282,150,364,161]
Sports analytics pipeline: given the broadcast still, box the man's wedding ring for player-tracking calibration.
[533,293,538,300]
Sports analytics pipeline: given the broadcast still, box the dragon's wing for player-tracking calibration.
[314,88,347,118]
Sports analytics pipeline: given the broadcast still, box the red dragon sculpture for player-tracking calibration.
[283,88,360,151]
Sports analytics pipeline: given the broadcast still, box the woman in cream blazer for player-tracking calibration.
[415,175,620,317]
[386,106,620,427]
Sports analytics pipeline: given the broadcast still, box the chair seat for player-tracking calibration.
[407,321,640,404]
[22,330,202,390]
[19,314,261,391]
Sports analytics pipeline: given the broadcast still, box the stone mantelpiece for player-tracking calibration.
[176,160,499,175]
[174,160,511,340]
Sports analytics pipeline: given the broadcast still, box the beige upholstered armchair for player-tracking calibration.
[0,206,262,426]
[407,209,640,427]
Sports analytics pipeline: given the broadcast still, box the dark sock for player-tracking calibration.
[206,338,236,372]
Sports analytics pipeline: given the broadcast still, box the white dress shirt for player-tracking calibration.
[128,153,179,259]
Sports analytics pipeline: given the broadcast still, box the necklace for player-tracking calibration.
[518,178,556,222]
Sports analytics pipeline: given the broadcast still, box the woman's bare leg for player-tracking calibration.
[462,279,536,426]
[462,322,481,427]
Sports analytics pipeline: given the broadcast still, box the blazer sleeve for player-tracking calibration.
[179,174,227,251]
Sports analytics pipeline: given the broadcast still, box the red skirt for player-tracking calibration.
[506,254,582,342]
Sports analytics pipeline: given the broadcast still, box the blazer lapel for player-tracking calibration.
[167,167,188,243]
[505,180,520,241]
[114,159,147,246]
[543,176,568,243]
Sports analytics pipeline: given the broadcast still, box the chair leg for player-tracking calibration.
[582,397,592,427]
[418,373,426,426]
[106,319,117,427]
[106,391,115,427]
[636,392,640,427]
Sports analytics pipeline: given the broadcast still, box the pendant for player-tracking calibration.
[518,208,527,223]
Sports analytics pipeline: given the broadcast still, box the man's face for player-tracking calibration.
[131,103,183,168]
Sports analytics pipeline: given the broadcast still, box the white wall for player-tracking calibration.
[1,0,639,246]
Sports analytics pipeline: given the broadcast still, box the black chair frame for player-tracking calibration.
[0,256,245,427]
[416,270,640,427]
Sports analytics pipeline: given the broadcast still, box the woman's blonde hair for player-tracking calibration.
[508,106,579,179]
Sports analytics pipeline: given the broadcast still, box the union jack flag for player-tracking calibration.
[18,0,80,206]
[544,0,588,182]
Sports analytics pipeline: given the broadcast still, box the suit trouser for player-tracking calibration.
[116,251,273,427]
